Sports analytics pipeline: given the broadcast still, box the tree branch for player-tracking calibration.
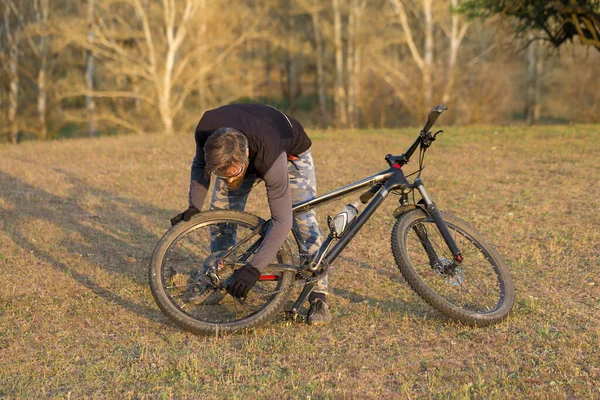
[389,0,425,71]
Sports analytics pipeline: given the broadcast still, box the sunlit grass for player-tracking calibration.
[1,124,599,398]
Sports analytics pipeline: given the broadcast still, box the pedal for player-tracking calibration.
[283,311,306,323]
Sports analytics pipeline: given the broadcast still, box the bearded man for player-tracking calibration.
[171,104,331,325]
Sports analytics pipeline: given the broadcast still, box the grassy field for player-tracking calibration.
[1,124,599,399]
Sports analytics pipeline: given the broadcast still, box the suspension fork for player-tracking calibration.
[412,223,441,266]
[414,178,463,262]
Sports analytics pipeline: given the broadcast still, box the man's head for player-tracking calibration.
[204,127,249,190]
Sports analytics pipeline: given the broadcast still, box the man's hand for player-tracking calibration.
[170,207,200,226]
[227,264,261,299]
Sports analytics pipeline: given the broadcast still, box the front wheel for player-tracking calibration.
[149,210,296,334]
[391,209,514,326]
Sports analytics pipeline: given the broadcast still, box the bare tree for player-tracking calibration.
[332,0,348,127]
[441,0,470,104]
[86,0,97,137]
[65,0,251,135]
[28,0,50,139]
[388,0,434,112]
[346,0,367,128]
[3,0,22,144]
[300,0,328,126]
[525,33,543,125]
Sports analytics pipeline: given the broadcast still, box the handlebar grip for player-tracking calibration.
[422,104,448,133]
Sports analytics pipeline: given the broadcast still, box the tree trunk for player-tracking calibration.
[423,0,433,107]
[286,17,299,112]
[443,0,459,104]
[264,40,272,99]
[4,1,21,144]
[535,54,543,122]
[86,0,97,137]
[246,38,255,98]
[332,0,348,127]
[389,0,432,116]
[346,0,366,128]
[525,34,541,125]
[353,46,362,127]
[161,45,175,135]
[159,0,189,135]
[347,0,356,128]
[197,0,207,107]
[310,8,328,126]
[36,0,50,139]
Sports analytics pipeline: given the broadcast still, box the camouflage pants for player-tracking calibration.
[210,149,327,294]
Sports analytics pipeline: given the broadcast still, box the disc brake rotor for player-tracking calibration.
[433,257,464,286]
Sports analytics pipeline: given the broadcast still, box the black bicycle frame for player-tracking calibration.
[285,162,463,315]
[290,165,463,268]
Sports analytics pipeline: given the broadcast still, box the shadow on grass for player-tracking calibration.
[330,257,448,322]
[337,255,406,282]
[0,169,174,328]
[331,287,445,322]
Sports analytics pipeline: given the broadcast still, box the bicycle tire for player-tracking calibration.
[149,210,296,334]
[391,209,514,326]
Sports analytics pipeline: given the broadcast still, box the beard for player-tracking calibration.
[226,174,245,190]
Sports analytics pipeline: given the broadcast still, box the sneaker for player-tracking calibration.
[307,299,332,326]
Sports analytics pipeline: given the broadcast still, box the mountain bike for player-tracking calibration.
[149,105,515,334]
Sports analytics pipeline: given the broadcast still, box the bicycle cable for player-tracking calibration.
[390,145,426,197]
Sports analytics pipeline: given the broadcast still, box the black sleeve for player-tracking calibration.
[188,131,211,209]
[248,152,293,271]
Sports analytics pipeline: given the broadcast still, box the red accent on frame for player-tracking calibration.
[392,163,402,169]
[259,275,278,281]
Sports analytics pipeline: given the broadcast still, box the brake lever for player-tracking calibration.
[421,130,444,148]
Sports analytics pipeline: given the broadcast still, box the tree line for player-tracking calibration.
[1,0,599,144]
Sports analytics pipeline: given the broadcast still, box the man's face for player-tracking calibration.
[220,163,246,190]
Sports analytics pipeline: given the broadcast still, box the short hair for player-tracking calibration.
[203,127,249,179]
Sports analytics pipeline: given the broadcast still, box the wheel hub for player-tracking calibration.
[182,251,232,305]
[432,257,464,285]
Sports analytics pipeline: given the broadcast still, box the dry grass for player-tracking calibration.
[1,124,599,399]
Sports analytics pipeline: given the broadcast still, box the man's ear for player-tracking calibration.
[246,148,249,157]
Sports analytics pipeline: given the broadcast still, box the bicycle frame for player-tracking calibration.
[291,165,403,265]
[282,104,464,314]
[291,165,462,265]
[283,162,463,315]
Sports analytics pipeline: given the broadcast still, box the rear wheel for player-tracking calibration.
[391,209,514,326]
[149,211,296,334]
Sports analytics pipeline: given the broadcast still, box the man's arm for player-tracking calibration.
[188,130,212,210]
[189,146,210,210]
[248,152,293,271]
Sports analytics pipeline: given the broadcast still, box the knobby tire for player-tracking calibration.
[391,209,514,326]
[149,210,296,335]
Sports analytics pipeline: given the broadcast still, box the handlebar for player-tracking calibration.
[422,104,448,134]
[386,104,448,167]
[362,105,448,203]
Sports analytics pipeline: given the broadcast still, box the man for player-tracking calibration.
[171,103,330,325]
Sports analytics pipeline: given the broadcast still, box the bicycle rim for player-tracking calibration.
[159,216,290,327]
[393,210,513,324]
